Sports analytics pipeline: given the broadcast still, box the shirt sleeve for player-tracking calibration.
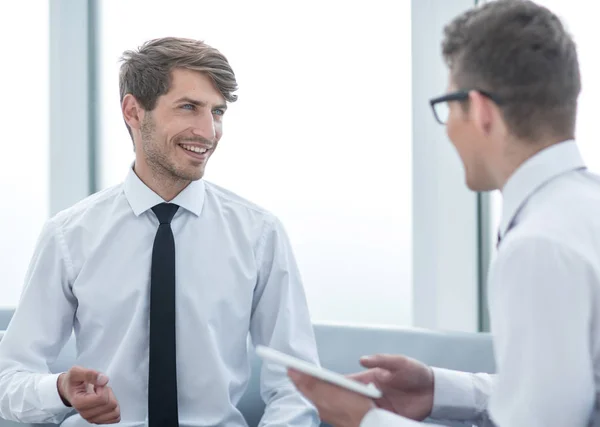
[249,216,320,427]
[360,369,496,427]
[0,219,77,423]
[361,408,445,427]
[487,236,596,427]
[431,368,495,424]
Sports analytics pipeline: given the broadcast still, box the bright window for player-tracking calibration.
[0,3,49,307]
[97,1,412,325]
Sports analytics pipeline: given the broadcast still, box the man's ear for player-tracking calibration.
[468,90,495,135]
[122,94,144,131]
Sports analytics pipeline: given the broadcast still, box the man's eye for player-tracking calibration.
[181,104,196,110]
[213,108,225,116]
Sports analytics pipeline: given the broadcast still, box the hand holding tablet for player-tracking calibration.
[255,345,382,399]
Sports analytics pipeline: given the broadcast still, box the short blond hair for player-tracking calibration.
[119,37,238,136]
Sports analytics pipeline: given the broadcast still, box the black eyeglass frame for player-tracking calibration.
[429,89,503,124]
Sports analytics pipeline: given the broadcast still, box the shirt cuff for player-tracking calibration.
[37,373,70,412]
[430,368,478,420]
[360,408,422,427]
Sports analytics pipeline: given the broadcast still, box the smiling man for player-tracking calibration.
[0,37,319,427]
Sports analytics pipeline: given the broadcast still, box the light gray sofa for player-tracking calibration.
[0,312,495,427]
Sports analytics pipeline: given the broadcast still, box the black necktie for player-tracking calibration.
[149,203,180,427]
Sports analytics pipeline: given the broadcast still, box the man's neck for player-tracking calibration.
[133,162,191,202]
[496,136,571,191]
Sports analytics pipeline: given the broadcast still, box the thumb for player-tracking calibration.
[360,354,404,372]
[70,366,109,387]
[95,373,109,387]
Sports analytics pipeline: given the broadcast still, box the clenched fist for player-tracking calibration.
[57,366,121,424]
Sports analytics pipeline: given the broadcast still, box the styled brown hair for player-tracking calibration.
[442,0,580,141]
[119,37,238,137]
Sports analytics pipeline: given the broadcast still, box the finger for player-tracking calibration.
[288,369,318,393]
[347,369,378,384]
[69,366,98,384]
[105,387,118,409]
[95,373,109,387]
[87,408,121,425]
[288,368,307,385]
[74,386,112,410]
[360,354,405,371]
[75,387,119,421]
[83,402,119,424]
[99,415,121,425]
[69,366,108,387]
[80,394,117,420]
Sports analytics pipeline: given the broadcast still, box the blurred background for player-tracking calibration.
[1,0,597,333]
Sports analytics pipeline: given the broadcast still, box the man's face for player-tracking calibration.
[445,80,500,192]
[135,68,227,182]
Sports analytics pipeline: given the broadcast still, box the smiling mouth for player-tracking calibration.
[179,144,209,154]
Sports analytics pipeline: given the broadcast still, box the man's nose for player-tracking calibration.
[191,113,216,141]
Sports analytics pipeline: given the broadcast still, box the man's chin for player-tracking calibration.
[177,168,205,182]
[466,176,497,192]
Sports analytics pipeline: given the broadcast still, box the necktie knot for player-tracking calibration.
[152,203,179,225]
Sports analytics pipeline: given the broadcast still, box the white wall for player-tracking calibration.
[411,0,480,332]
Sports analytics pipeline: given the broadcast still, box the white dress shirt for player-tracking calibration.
[0,167,319,427]
[361,140,600,427]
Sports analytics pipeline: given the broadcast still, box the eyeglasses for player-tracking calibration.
[429,90,502,125]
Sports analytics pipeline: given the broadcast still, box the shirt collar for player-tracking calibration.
[123,166,205,217]
[499,140,585,239]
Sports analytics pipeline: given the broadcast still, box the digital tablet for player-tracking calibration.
[255,345,382,399]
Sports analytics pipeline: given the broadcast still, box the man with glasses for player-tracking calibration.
[289,1,600,426]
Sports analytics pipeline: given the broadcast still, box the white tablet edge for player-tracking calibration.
[255,345,382,399]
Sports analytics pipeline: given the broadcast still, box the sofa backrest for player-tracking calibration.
[240,323,495,427]
[0,312,495,427]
